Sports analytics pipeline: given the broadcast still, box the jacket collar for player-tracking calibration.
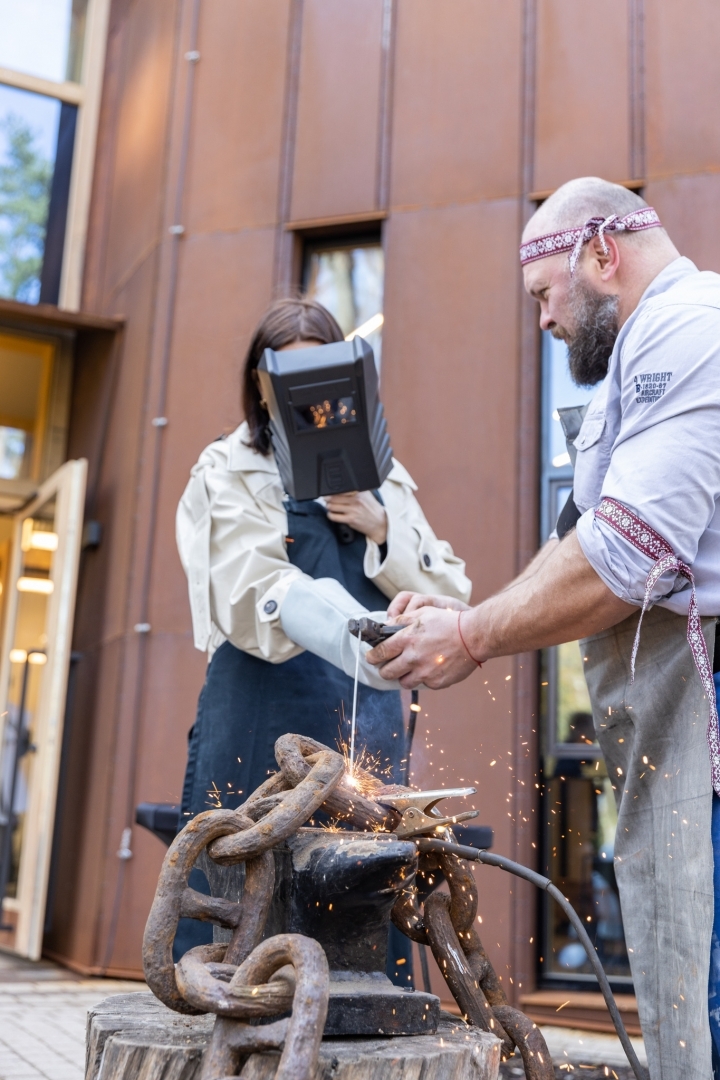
[226,422,278,474]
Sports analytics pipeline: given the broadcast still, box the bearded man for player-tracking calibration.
[368,176,720,1080]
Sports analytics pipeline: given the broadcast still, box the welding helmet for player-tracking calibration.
[257,338,393,500]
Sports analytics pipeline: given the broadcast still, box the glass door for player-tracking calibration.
[0,458,86,959]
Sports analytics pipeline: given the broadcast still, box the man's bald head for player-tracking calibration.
[522,177,681,388]
[523,177,663,246]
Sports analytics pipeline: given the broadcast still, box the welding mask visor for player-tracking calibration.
[257,338,393,500]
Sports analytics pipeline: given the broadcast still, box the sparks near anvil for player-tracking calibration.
[142,734,647,1080]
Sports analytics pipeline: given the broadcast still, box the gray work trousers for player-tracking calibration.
[581,606,715,1080]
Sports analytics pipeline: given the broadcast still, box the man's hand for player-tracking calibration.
[387,591,470,619]
[367,606,477,689]
[325,491,387,545]
[369,531,635,687]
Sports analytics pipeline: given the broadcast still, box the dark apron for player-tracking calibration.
[181,497,404,816]
[176,496,412,982]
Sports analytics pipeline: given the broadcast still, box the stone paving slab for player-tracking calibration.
[0,977,147,1080]
[499,1025,647,1078]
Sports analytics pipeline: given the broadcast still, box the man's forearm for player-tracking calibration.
[462,532,635,662]
[499,537,559,593]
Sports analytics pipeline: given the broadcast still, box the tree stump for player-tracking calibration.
[86,993,501,1080]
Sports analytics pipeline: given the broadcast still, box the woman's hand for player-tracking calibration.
[325,491,388,545]
[387,591,470,620]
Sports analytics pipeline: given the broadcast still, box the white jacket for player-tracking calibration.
[176,422,471,661]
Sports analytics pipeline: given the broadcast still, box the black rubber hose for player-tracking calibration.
[416,838,649,1080]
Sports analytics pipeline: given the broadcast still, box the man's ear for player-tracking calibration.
[586,235,621,282]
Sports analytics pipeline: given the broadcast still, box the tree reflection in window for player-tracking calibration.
[0,112,52,302]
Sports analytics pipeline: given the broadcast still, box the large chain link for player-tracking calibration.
[143,734,552,1079]
[391,843,554,1080]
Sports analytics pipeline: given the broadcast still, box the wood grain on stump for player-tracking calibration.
[86,994,501,1080]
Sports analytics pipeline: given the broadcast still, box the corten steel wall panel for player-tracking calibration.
[185,0,291,234]
[645,0,720,178]
[381,198,521,981]
[91,257,159,643]
[534,0,630,193]
[645,175,720,276]
[103,634,209,971]
[99,0,179,301]
[47,255,160,967]
[45,331,119,960]
[391,0,523,208]
[289,0,385,222]
[382,202,519,597]
[151,228,277,635]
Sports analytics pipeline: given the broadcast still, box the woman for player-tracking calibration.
[175,298,471,974]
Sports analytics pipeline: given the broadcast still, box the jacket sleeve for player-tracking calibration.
[364,465,472,602]
[176,450,307,662]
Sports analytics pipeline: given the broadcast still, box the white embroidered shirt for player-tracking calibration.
[574,257,720,615]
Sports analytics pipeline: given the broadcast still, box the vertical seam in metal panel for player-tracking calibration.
[376,0,397,211]
[273,0,305,294]
[511,0,539,1005]
[99,0,201,973]
[629,0,646,182]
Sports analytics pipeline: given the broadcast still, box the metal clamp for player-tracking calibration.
[377,788,478,840]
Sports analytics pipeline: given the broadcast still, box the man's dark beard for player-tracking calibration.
[557,279,620,387]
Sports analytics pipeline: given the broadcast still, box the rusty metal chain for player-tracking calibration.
[142,735,400,1079]
[198,934,329,1080]
[391,842,554,1080]
[143,733,553,1078]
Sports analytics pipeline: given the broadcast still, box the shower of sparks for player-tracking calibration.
[206,781,222,808]
[338,738,389,797]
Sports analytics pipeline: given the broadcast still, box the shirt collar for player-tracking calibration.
[637,256,698,306]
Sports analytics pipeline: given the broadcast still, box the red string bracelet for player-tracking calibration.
[457,610,482,666]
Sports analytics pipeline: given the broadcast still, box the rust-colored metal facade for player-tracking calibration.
[40,0,720,998]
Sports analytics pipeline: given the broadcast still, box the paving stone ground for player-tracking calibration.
[498,1024,646,1079]
[0,954,146,1080]
[0,954,646,1080]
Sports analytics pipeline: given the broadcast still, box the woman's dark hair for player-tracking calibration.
[242,298,344,454]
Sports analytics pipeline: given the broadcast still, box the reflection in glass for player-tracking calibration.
[554,640,594,746]
[304,242,385,368]
[539,333,629,983]
[0,0,88,84]
[293,396,357,432]
[0,499,56,904]
[543,334,593,471]
[544,764,629,979]
[0,85,60,303]
[0,427,27,479]
[0,331,54,480]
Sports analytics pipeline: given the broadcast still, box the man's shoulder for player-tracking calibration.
[649,268,720,315]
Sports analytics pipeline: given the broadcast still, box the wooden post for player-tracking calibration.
[87,994,501,1080]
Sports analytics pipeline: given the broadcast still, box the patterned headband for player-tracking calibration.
[520,207,662,273]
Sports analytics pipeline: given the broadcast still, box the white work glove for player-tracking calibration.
[280,576,400,691]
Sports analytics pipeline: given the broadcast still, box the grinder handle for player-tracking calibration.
[347,617,405,649]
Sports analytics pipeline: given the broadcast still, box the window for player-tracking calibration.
[0,0,110,309]
[0,328,74,514]
[539,331,631,986]
[302,232,385,368]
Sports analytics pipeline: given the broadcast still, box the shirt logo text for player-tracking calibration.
[634,371,672,404]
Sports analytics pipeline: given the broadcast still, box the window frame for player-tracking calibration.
[0,0,111,311]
